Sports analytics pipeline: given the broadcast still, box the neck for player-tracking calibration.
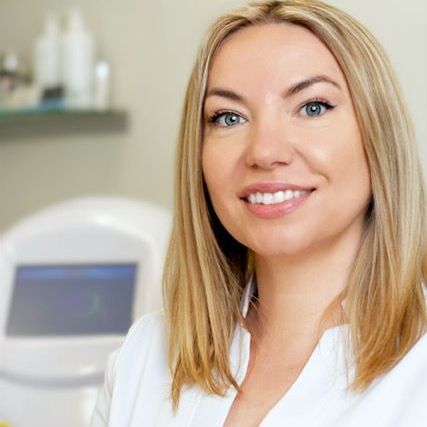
[248,223,365,343]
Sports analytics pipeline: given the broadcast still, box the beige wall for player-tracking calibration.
[0,0,425,232]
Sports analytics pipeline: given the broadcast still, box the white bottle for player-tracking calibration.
[94,59,111,111]
[34,12,61,90]
[61,9,95,109]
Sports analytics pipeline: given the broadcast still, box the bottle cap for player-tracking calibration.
[44,12,60,37]
[68,8,86,32]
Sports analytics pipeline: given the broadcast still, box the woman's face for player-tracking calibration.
[202,23,371,259]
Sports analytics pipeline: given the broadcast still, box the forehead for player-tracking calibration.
[207,22,347,92]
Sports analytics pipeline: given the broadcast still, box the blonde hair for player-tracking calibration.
[163,0,427,409]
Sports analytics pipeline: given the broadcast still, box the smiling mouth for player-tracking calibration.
[242,189,315,205]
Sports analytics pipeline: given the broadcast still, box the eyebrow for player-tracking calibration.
[285,75,341,98]
[205,75,342,104]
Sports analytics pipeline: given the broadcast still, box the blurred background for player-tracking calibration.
[0,1,425,426]
[0,0,426,233]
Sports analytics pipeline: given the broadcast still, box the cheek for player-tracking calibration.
[202,143,220,193]
[310,123,371,211]
[202,138,242,192]
[202,142,232,207]
[334,127,370,195]
[202,140,248,241]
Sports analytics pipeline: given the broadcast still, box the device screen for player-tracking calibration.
[6,263,137,336]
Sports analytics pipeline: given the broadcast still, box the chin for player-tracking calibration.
[245,232,311,260]
[252,246,308,260]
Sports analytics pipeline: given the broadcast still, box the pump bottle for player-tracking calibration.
[34,12,61,92]
[61,9,95,109]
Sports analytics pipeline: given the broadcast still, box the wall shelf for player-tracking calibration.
[0,109,129,139]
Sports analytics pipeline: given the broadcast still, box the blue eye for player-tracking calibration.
[209,112,246,127]
[301,101,334,117]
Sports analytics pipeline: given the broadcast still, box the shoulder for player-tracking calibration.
[396,289,427,377]
[91,311,170,426]
[114,310,168,378]
[120,310,167,353]
[103,311,171,424]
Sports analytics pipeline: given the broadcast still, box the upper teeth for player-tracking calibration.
[247,190,307,205]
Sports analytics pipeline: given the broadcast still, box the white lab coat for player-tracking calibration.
[91,280,427,426]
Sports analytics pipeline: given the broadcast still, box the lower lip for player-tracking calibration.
[244,191,314,219]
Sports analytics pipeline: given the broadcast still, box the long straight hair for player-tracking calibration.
[163,0,427,409]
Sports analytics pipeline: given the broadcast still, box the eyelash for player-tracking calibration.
[301,98,336,116]
[207,98,336,126]
[207,110,243,125]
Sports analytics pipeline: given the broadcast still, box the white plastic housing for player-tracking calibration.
[0,197,171,427]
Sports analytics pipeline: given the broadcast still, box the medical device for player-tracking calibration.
[0,197,171,427]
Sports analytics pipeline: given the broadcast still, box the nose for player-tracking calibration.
[244,113,295,170]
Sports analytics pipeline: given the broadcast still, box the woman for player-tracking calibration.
[91,1,427,426]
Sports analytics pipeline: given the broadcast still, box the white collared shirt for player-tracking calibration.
[91,279,427,426]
